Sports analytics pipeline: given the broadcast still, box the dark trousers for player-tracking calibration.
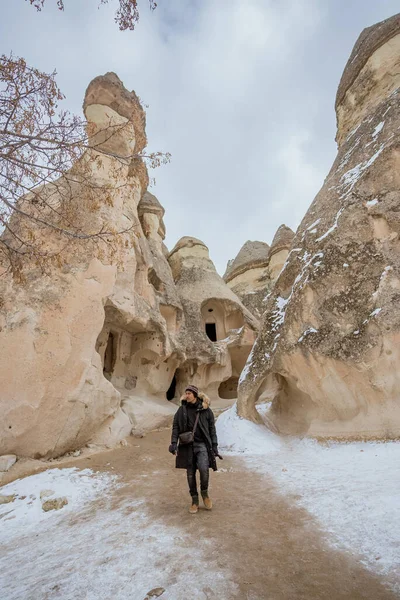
[186,442,209,499]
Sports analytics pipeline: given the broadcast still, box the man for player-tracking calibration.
[169,384,219,514]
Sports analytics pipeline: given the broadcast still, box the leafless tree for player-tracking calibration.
[1,0,169,278]
[27,0,157,31]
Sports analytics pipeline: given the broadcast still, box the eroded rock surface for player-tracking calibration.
[0,456,17,472]
[224,226,295,320]
[168,237,259,400]
[0,73,178,458]
[268,225,295,283]
[0,73,258,459]
[41,496,68,512]
[224,240,271,319]
[238,14,400,440]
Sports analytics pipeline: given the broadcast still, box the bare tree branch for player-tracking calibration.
[0,54,170,279]
[26,0,157,31]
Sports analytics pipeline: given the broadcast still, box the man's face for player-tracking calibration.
[185,391,197,404]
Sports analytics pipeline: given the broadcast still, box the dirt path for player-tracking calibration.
[54,428,397,600]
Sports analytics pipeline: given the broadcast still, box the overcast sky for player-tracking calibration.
[1,0,399,274]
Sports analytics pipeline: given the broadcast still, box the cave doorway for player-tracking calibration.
[218,377,239,399]
[166,374,177,401]
[103,331,116,379]
[205,322,217,342]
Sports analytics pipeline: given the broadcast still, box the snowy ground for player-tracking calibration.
[0,468,236,600]
[0,468,117,542]
[1,411,399,598]
[217,403,400,592]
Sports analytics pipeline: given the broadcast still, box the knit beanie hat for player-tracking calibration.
[185,384,199,396]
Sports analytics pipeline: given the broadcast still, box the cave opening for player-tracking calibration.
[205,322,217,342]
[166,373,177,401]
[103,331,117,379]
[218,377,239,399]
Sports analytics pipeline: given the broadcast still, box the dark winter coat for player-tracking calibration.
[171,393,218,471]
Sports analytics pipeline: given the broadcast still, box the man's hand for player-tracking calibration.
[169,443,177,455]
[212,445,219,456]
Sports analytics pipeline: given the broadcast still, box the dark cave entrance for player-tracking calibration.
[166,373,177,401]
[205,322,217,342]
[103,331,116,379]
[218,377,239,399]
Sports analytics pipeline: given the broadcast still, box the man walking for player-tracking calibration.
[169,384,219,514]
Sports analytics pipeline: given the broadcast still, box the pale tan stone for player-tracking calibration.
[224,228,294,319]
[168,237,259,400]
[0,74,180,458]
[224,241,271,319]
[40,489,55,500]
[268,225,295,282]
[0,71,259,459]
[0,455,17,472]
[144,588,165,600]
[41,497,68,512]
[238,14,400,440]
[0,494,16,505]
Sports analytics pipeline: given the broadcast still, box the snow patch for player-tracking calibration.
[316,208,344,242]
[306,218,321,231]
[339,137,361,170]
[0,471,236,600]
[366,198,379,207]
[216,326,244,344]
[298,327,318,342]
[280,247,302,275]
[0,468,118,542]
[339,143,385,198]
[217,403,283,454]
[372,121,384,138]
[271,295,290,331]
[217,406,400,590]
[239,343,256,384]
[346,122,361,141]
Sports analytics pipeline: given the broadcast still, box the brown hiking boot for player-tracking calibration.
[189,495,199,514]
[201,491,213,510]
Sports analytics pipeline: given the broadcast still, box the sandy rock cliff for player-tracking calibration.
[237,13,400,440]
[168,236,259,400]
[0,73,257,459]
[268,225,295,283]
[0,73,160,457]
[224,240,271,319]
[224,227,295,320]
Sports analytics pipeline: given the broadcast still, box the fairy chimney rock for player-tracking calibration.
[0,74,181,458]
[167,236,259,399]
[138,191,166,243]
[237,13,400,441]
[224,241,271,319]
[224,241,270,282]
[268,224,295,281]
[336,13,400,146]
[83,72,148,197]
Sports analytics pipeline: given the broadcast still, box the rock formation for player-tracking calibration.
[0,73,258,459]
[168,237,259,400]
[237,13,400,440]
[268,225,295,282]
[224,240,271,319]
[224,226,295,319]
[0,72,166,458]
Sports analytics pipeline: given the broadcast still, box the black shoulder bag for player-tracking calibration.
[179,407,200,445]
